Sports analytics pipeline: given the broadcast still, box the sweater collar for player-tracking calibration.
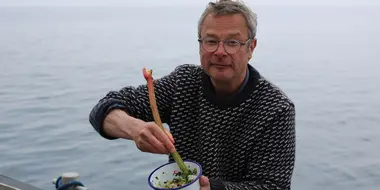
[201,64,260,108]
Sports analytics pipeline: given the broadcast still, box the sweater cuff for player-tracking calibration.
[90,102,126,140]
[209,178,226,190]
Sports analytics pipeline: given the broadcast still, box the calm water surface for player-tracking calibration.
[0,5,379,190]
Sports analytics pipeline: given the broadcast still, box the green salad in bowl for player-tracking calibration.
[148,160,202,190]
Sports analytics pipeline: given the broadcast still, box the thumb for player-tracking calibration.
[164,128,175,144]
[199,176,210,189]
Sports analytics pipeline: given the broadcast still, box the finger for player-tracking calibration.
[135,127,165,154]
[199,176,210,190]
[152,127,175,153]
[145,133,169,154]
[164,128,175,144]
[135,136,154,153]
[140,123,170,154]
[140,140,162,154]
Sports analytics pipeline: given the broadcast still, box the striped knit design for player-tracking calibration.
[89,64,296,190]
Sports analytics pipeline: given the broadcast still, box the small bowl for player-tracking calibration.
[148,160,203,190]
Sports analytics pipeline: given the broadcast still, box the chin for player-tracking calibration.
[209,70,232,82]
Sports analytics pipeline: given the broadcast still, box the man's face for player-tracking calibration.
[199,13,257,84]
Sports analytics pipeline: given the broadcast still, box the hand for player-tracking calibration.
[131,121,175,154]
[199,176,210,190]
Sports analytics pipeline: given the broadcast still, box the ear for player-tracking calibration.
[249,38,257,54]
[199,42,202,55]
[248,38,257,61]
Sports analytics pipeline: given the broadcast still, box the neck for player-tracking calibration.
[211,67,248,96]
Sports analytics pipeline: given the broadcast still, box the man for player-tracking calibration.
[89,0,296,189]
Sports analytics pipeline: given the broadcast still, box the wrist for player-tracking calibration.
[103,109,141,139]
[122,114,145,140]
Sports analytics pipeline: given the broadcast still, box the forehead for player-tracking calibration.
[201,13,248,38]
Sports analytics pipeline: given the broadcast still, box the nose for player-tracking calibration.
[213,42,227,57]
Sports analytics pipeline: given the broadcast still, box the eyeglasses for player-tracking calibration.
[198,37,252,54]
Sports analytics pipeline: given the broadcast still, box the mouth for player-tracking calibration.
[211,63,231,67]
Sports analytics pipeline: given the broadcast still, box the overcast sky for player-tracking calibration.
[0,0,379,7]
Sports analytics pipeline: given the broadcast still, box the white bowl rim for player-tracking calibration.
[147,159,203,190]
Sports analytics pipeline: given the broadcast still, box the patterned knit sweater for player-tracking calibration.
[89,64,296,190]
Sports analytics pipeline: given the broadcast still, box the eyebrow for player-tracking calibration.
[226,32,242,37]
[204,31,242,38]
[204,33,219,38]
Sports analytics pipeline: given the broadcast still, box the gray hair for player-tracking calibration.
[197,0,258,40]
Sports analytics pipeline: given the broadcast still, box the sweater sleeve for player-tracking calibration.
[210,104,296,190]
[88,66,180,140]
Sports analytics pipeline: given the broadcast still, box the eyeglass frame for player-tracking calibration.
[197,37,253,54]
